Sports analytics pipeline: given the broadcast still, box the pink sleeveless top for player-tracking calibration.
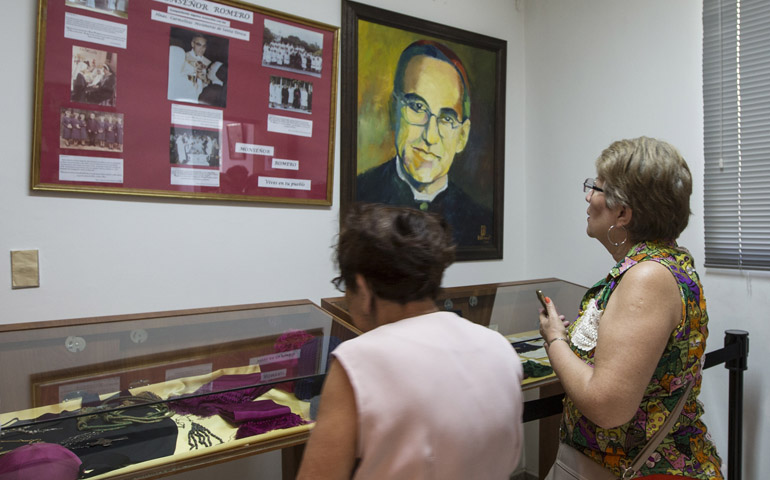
[332,311,524,480]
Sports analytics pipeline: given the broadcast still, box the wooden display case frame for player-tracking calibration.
[0,300,356,480]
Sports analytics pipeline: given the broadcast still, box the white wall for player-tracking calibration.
[1,0,766,478]
[523,0,768,478]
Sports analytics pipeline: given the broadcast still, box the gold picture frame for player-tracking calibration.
[32,0,339,205]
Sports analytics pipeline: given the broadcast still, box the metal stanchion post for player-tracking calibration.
[724,330,749,480]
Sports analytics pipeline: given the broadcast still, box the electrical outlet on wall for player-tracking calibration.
[11,250,40,289]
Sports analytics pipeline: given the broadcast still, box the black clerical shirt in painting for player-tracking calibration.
[356,157,493,247]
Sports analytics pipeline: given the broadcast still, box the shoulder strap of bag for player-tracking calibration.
[621,381,695,479]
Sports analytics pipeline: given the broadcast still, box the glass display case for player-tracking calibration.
[322,277,587,389]
[0,300,357,479]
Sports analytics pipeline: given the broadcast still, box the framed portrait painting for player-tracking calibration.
[340,0,505,261]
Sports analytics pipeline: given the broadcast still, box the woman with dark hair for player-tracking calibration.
[115,116,123,151]
[71,68,88,103]
[61,110,73,147]
[298,204,524,480]
[69,112,82,147]
[105,116,116,150]
[540,137,722,479]
[77,114,88,146]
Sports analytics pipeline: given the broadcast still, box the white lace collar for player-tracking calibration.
[571,298,603,352]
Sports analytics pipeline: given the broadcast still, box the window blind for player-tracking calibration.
[703,0,770,270]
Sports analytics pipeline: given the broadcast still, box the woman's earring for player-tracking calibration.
[607,225,628,247]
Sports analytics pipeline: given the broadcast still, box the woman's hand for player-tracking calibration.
[538,296,568,345]
[547,262,682,428]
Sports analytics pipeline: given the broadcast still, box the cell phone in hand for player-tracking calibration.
[536,289,548,311]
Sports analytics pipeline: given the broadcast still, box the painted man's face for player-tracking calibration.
[394,55,471,185]
[191,36,207,57]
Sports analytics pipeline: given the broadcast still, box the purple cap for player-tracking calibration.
[0,443,81,480]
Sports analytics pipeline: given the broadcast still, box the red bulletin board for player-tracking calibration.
[32,0,339,205]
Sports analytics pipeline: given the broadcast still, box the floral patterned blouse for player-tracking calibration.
[560,241,723,479]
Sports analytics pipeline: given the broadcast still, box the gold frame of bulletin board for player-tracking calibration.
[32,0,339,206]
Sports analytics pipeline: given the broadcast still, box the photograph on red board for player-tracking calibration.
[170,126,221,167]
[65,0,130,19]
[60,108,124,152]
[261,19,323,78]
[167,28,229,108]
[71,46,117,106]
[268,76,313,115]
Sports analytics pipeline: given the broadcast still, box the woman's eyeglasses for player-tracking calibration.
[331,276,345,293]
[583,178,604,194]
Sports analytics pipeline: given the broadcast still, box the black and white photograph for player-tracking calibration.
[170,127,221,167]
[71,46,117,106]
[268,76,313,114]
[261,19,323,78]
[60,108,124,152]
[65,0,129,19]
[167,28,229,108]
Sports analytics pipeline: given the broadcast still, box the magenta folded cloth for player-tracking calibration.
[168,372,272,417]
[220,399,291,423]
[210,372,264,390]
[0,443,81,480]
